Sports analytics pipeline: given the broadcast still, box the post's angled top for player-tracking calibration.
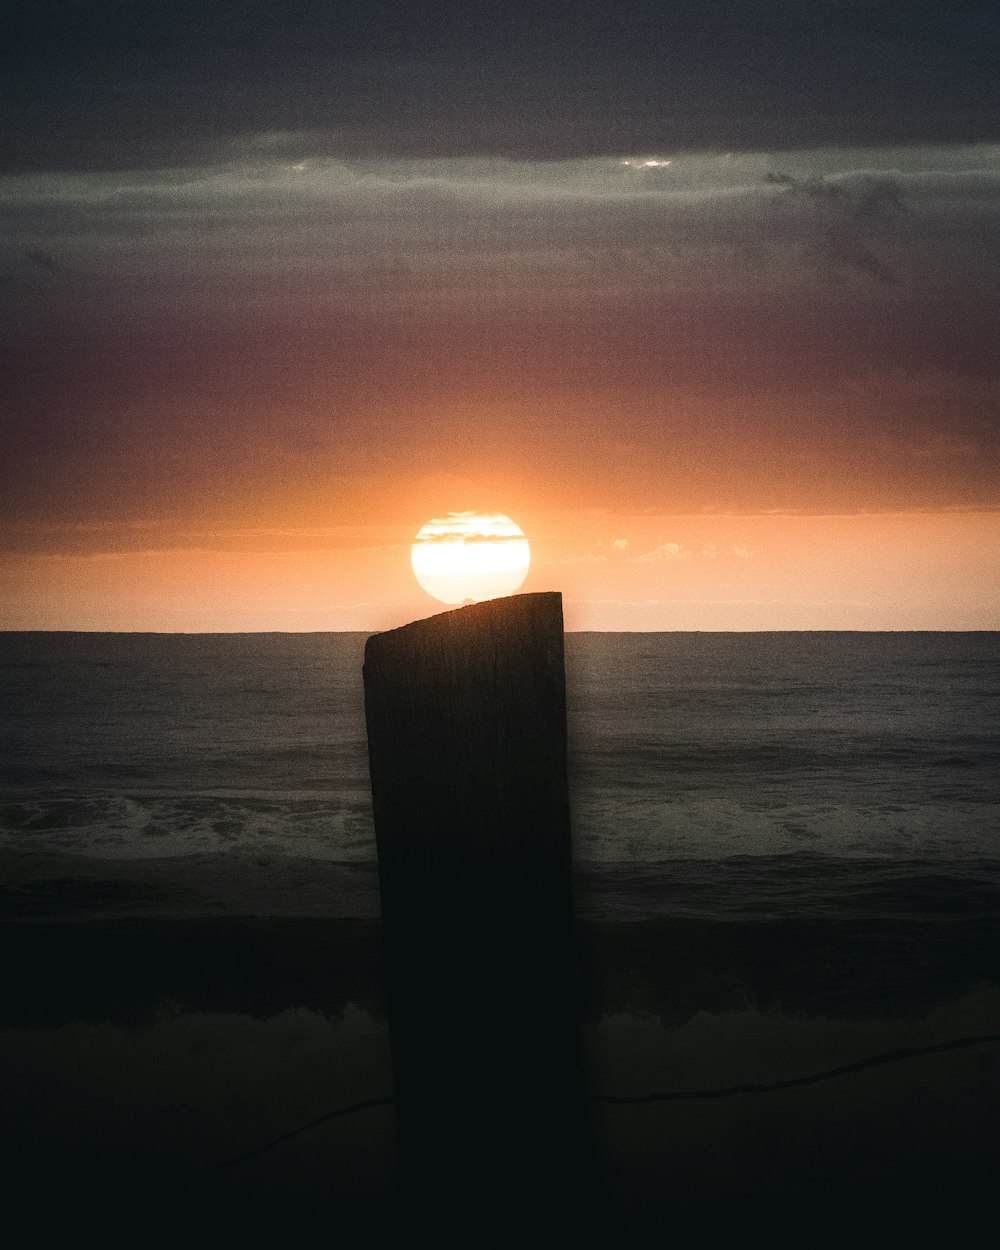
[365,591,563,656]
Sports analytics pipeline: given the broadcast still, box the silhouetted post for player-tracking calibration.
[363,592,591,1238]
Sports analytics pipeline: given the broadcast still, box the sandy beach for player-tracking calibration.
[3,846,998,1237]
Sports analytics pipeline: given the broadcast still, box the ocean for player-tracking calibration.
[2,631,998,900]
[1,630,998,1235]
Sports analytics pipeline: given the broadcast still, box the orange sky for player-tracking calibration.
[2,12,998,631]
[3,509,996,632]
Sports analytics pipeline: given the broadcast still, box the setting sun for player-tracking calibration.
[410,512,531,605]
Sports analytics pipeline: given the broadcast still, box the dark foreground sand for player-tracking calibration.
[2,851,999,1240]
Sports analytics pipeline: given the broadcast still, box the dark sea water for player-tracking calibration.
[1,631,997,918]
[1,631,998,1236]
[1,632,998,865]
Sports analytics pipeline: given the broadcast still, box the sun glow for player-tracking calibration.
[411,512,531,605]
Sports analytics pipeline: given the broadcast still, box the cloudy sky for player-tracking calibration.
[2,1,998,629]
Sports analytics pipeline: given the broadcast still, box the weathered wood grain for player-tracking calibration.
[363,592,591,1236]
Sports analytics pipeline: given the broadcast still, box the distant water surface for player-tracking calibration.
[1,631,997,923]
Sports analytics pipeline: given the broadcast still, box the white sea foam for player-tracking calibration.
[1,631,997,870]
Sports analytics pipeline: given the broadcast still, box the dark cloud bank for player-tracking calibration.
[2,1,997,171]
[1,3,998,542]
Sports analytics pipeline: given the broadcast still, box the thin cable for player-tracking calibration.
[186,1029,1000,1184]
[594,1030,1000,1104]
[187,1095,395,1185]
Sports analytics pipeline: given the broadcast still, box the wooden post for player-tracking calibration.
[363,592,591,1237]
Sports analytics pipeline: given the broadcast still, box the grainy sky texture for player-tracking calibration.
[2,2,998,629]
